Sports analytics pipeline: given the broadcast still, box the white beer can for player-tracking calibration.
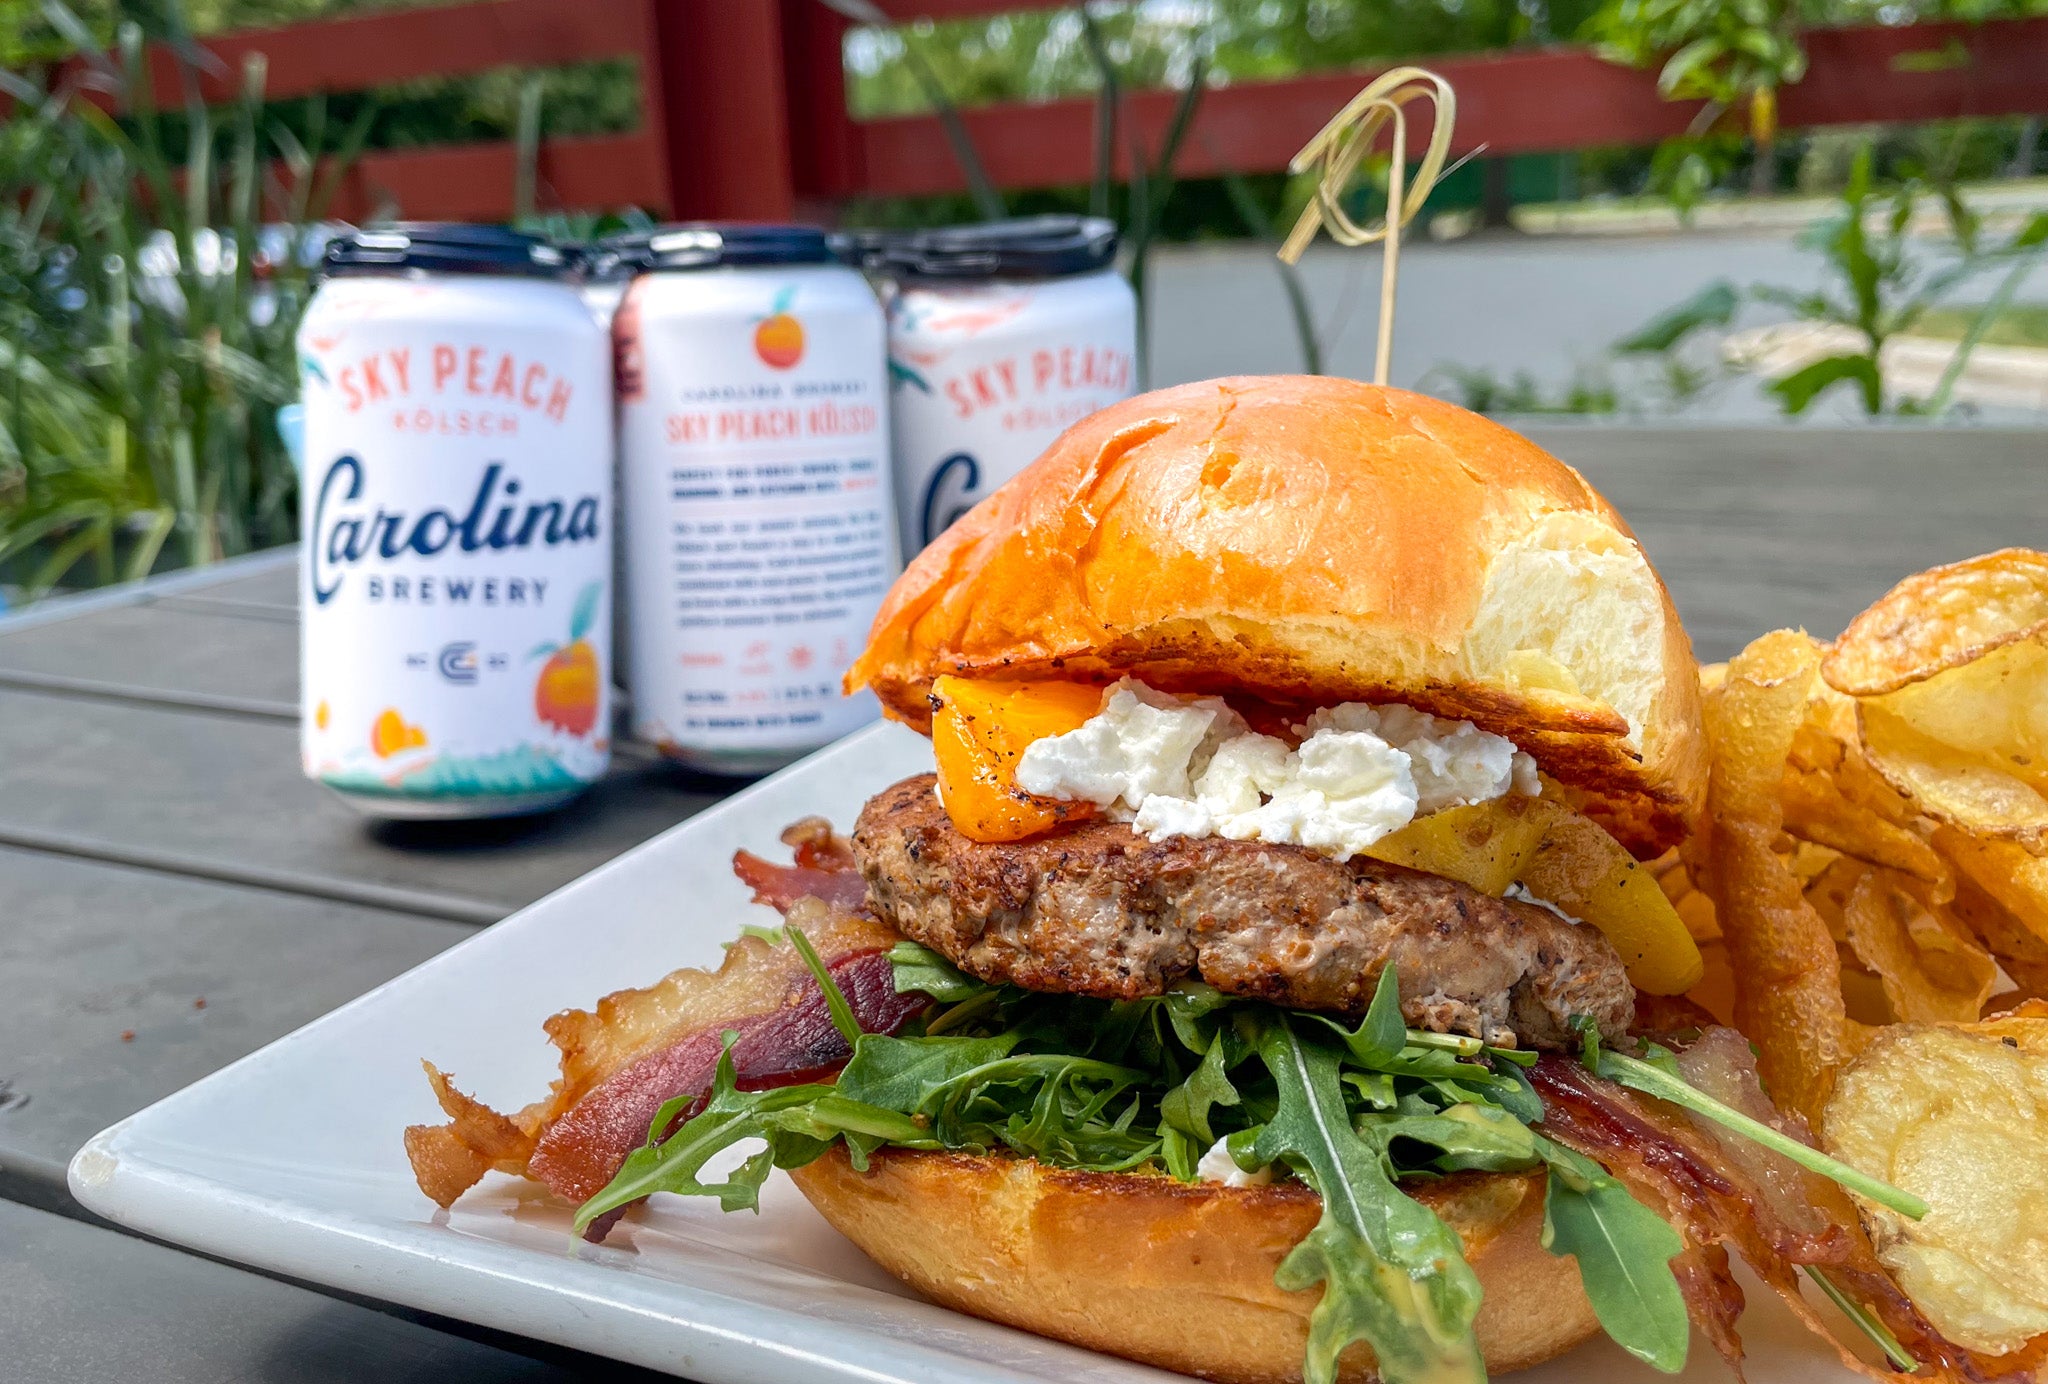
[882,217,1136,555]
[609,225,897,775]
[295,225,613,818]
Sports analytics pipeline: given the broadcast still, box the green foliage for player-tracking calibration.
[1537,1135,1691,1370]
[1584,0,1806,109]
[1752,147,2047,415]
[1582,0,1806,211]
[586,947,1697,1384]
[1249,1013,1487,1384]
[1613,145,2048,418]
[1614,280,1739,352]
[1420,363,1621,416]
[0,3,372,598]
[842,0,1606,121]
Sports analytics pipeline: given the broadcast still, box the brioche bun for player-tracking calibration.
[849,376,1704,854]
[791,1146,1600,1383]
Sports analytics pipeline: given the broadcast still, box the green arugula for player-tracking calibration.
[578,949,1927,1384]
[1586,1041,1929,1220]
[1535,1134,1690,1372]
[1251,1013,1485,1384]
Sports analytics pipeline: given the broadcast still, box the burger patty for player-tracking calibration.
[853,775,1634,1050]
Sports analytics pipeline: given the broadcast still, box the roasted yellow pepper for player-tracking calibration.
[1362,797,1553,896]
[930,675,1103,842]
[1366,795,1703,995]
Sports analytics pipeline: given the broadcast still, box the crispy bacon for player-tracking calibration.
[404,821,917,1219]
[1534,1035,2025,1384]
[527,949,926,1209]
[732,816,870,913]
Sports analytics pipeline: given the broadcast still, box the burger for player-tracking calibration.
[409,377,1959,1384]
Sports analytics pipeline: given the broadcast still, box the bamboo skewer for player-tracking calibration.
[1279,67,1459,386]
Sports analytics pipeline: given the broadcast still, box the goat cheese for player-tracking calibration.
[1197,1137,1273,1188]
[1014,677,1538,861]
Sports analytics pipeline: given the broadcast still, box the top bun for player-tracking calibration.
[850,376,1704,854]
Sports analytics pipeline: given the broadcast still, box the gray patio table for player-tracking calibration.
[2,425,2044,1381]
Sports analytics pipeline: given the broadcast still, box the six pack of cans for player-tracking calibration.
[295,216,1135,818]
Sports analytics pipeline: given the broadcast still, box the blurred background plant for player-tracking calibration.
[1583,0,1806,211]
[0,1,371,600]
[3,0,2045,602]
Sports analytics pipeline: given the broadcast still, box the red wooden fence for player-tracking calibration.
[35,0,2048,222]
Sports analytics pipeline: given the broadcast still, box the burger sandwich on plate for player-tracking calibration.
[409,376,1990,1384]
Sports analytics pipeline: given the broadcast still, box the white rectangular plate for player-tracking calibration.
[71,721,1870,1383]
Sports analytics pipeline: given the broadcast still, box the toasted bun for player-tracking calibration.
[791,1146,1600,1383]
[849,376,1703,854]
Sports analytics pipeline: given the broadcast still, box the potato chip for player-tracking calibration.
[1861,705,2048,856]
[1823,548,2048,697]
[1843,871,1997,1024]
[1950,873,2048,1002]
[1700,629,1847,1124]
[1801,852,1862,943]
[1935,827,2048,952]
[1783,683,1952,886]
[1823,1020,2048,1355]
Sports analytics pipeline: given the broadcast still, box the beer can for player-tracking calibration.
[295,224,613,818]
[881,216,1136,556]
[608,224,897,775]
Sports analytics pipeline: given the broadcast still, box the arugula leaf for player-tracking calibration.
[923,988,999,1036]
[1806,1266,1919,1372]
[572,1037,907,1234]
[834,1031,1019,1111]
[1250,1014,1485,1384]
[1370,1103,1542,1174]
[1534,1135,1690,1374]
[1342,1068,1397,1111]
[1592,1048,1928,1219]
[886,940,986,1003]
[1570,1013,1603,1071]
[1483,1059,1544,1125]
[1303,967,1406,1067]
[1160,1031,1240,1144]
[788,929,860,1046]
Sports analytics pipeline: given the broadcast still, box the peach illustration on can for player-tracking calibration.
[531,581,604,737]
[753,285,804,370]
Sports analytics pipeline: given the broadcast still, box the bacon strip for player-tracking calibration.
[528,949,926,1208]
[1533,1041,2022,1383]
[733,815,869,912]
[734,849,870,914]
[405,823,914,1216]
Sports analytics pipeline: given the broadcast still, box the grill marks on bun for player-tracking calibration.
[848,376,1705,855]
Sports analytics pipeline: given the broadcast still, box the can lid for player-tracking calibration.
[603,223,836,273]
[828,227,900,272]
[322,223,573,279]
[875,216,1119,280]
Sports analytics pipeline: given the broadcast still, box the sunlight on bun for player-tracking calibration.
[791,1146,1600,1384]
[849,376,1705,854]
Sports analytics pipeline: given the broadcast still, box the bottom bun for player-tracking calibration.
[790,1146,1601,1383]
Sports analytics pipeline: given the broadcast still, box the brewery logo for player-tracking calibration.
[437,642,479,684]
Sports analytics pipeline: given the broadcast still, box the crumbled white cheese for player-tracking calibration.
[1197,1137,1273,1188]
[1012,680,1238,809]
[1014,677,1537,862]
[1299,702,1541,813]
[1504,881,1579,923]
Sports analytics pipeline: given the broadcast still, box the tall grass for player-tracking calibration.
[0,3,367,600]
